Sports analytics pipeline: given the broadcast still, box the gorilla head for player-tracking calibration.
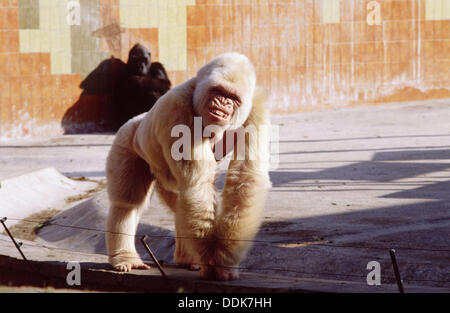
[127,43,151,76]
[193,52,256,130]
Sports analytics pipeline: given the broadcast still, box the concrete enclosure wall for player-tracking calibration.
[0,0,449,138]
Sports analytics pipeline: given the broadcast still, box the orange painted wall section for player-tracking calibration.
[0,0,449,138]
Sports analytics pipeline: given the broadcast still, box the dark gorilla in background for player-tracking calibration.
[112,43,171,130]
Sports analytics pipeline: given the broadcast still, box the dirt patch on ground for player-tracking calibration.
[2,208,61,241]
[64,177,106,203]
[1,177,106,242]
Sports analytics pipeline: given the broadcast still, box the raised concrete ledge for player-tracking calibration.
[0,167,99,227]
[0,235,445,293]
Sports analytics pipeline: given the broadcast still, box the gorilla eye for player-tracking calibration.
[225,93,241,106]
[210,87,240,104]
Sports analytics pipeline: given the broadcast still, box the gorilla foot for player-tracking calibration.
[114,261,151,272]
[199,259,239,281]
[109,252,150,272]
[215,267,239,281]
[174,244,198,270]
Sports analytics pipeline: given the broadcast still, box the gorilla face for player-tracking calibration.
[193,52,256,130]
[127,44,151,76]
[201,86,241,127]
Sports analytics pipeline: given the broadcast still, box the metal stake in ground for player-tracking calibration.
[389,249,404,293]
[140,235,172,289]
[0,217,27,261]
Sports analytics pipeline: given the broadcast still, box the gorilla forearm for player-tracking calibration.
[215,166,268,265]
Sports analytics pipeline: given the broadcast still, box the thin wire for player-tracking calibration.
[3,217,450,285]
[316,243,450,253]
[0,238,390,281]
[4,216,450,253]
[0,237,448,285]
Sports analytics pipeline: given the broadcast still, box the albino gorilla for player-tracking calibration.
[105,52,271,280]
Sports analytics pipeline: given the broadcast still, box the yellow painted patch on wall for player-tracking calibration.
[426,0,450,20]
[19,0,72,75]
[322,0,340,24]
[119,0,195,71]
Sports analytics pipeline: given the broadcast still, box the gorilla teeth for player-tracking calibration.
[210,108,228,118]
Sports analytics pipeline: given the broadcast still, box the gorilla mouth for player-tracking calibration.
[207,95,234,122]
[209,107,229,120]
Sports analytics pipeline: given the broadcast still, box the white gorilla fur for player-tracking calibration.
[105,52,271,280]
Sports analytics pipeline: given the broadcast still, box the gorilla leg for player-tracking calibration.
[106,144,154,272]
[155,183,201,270]
[213,165,268,280]
[175,182,217,275]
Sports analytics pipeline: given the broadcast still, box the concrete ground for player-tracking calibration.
[0,99,449,290]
